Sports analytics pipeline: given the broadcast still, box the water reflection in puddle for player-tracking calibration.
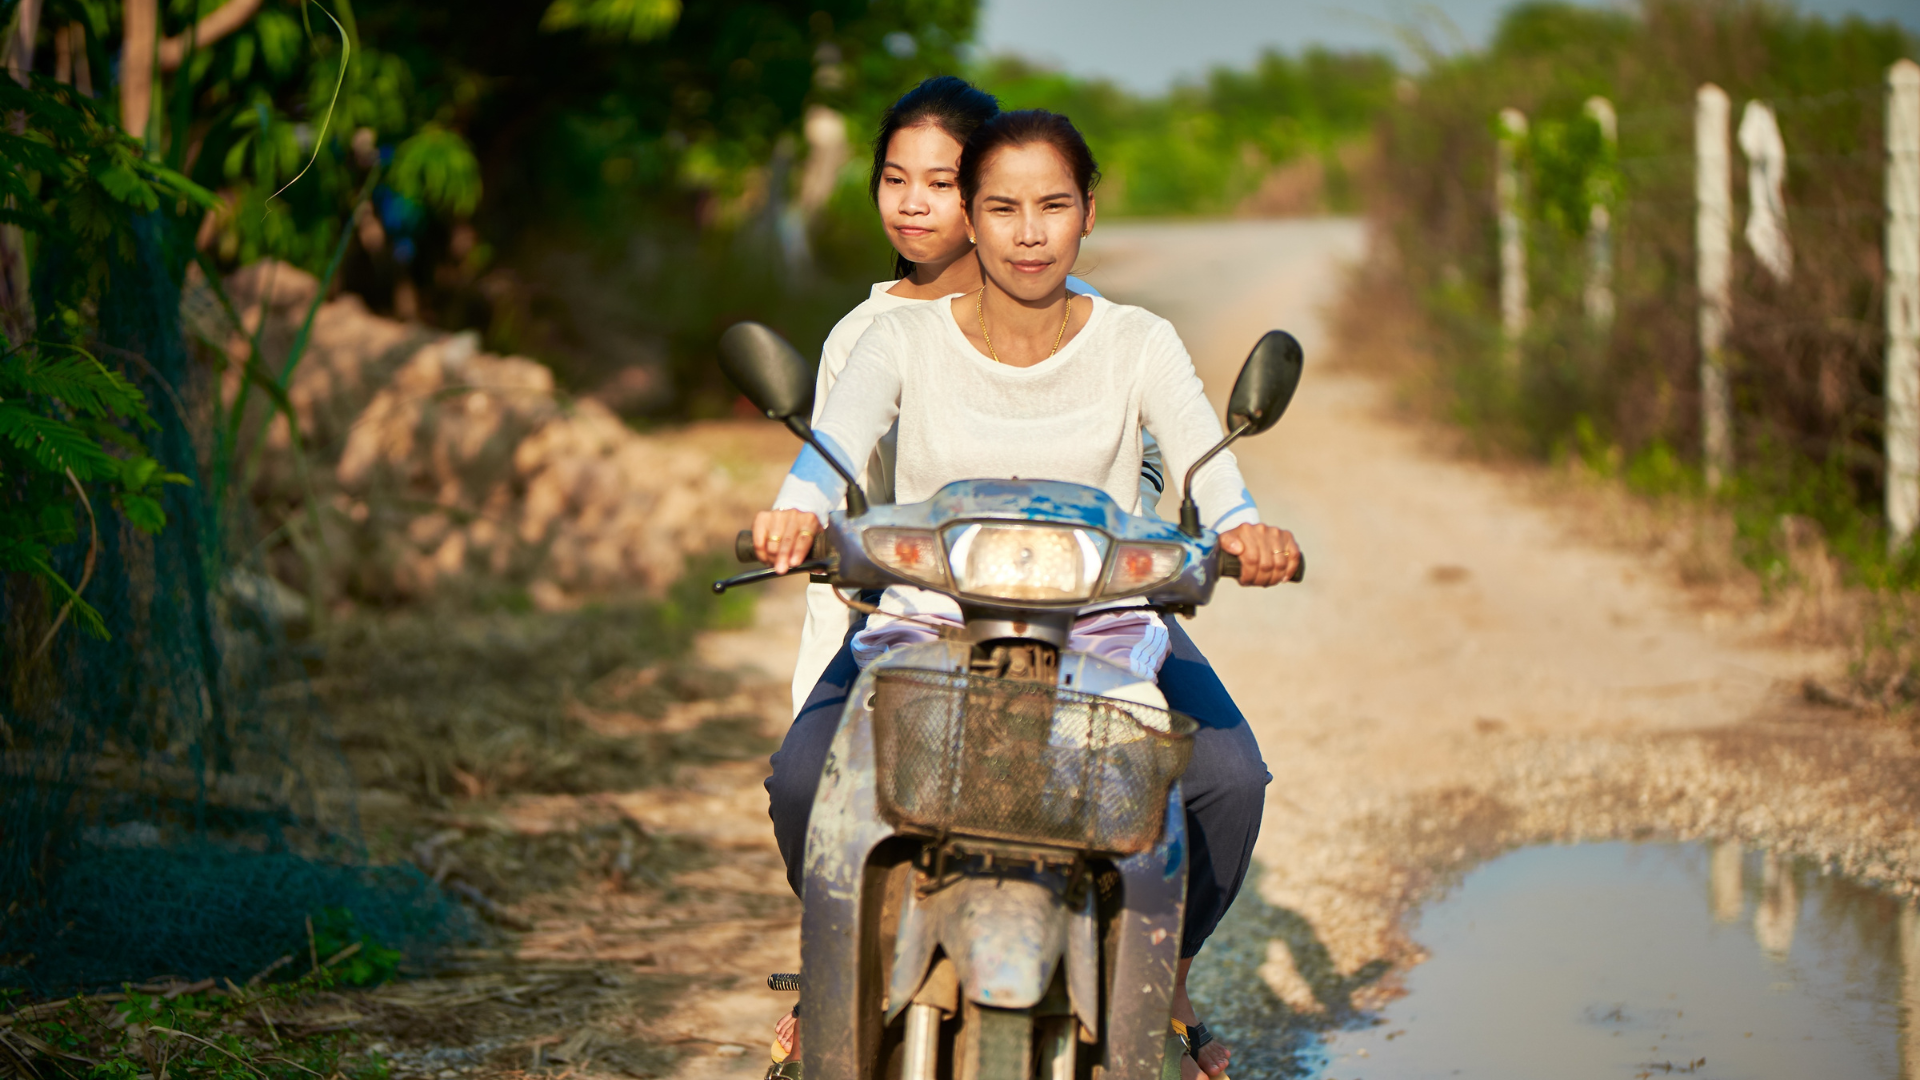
[1316,842,1919,1078]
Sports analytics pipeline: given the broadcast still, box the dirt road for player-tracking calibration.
[651,218,1917,1080]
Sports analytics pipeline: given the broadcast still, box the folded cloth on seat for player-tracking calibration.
[851,606,1170,680]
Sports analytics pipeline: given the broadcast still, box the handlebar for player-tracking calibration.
[1219,550,1307,583]
[736,528,828,564]
[731,531,1302,585]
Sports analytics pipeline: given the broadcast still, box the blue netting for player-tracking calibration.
[1,216,469,996]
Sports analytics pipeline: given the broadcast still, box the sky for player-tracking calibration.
[975,0,1920,93]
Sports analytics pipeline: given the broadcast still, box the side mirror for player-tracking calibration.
[716,321,869,516]
[1226,330,1303,436]
[1178,329,1305,537]
[719,321,814,422]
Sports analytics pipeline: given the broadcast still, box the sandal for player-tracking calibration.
[1172,1019,1228,1077]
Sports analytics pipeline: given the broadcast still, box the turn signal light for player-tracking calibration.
[1102,542,1185,596]
[864,528,950,589]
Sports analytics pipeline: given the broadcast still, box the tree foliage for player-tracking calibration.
[975,47,1396,216]
[1,76,209,640]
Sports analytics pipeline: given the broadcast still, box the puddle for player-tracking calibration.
[1316,842,1920,1079]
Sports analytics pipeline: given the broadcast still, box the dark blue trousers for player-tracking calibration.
[764,619,1268,958]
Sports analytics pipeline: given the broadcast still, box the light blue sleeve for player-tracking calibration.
[772,317,905,521]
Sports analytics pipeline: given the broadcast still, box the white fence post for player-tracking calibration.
[1498,108,1529,367]
[1696,84,1734,490]
[1584,96,1617,328]
[1888,59,1920,548]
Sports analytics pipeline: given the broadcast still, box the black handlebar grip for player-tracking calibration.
[736,529,830,564]
[1218,551,1307,583]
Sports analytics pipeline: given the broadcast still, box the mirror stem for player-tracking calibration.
[1177,419,1253,537]
[784,416,870,517]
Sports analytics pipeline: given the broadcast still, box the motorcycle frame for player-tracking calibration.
[799,638,1190,1080]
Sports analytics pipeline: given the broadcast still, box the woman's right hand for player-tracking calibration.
[754,508,826,574]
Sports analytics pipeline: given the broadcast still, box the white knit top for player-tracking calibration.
[776,293,1258,534]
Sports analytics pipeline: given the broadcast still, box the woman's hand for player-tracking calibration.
[1219,523,1300,587]
[754,508,826,574]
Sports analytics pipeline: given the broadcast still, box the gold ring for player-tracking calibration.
[769,534,782,543]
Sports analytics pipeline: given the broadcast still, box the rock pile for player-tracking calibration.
[215,261,783,609]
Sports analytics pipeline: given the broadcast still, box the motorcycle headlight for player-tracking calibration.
[1101,541,1187,596]
[865,528,951,589]
[944,523,1109,603]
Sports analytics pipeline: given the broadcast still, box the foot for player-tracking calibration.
[773,1011,800,1063]
[1172,959,1231,1079]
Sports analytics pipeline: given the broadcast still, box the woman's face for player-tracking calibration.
[876,124,970,268]
[966,142,1095,302]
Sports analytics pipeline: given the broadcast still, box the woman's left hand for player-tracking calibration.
[1219,523,1301,587]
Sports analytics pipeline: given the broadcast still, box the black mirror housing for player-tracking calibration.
[717,320,871,516]
[720,321,815,422]
[1226,330,1303,436]
[1177,329,1304,536]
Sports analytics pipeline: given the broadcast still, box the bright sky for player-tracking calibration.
[975,0,1920,93]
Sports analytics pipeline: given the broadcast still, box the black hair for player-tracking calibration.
[869,76,1001,279]
[958,109,1101,212]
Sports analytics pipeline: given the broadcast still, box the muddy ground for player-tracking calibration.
[311,219,1920,1080]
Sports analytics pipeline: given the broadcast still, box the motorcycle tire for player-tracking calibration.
[959,1002,1031,1080]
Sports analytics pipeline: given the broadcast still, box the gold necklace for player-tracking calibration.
[977,286,1072,365]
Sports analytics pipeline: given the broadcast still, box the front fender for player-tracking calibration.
[936,876,1067,1011]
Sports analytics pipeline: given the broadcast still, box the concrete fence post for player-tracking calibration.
[1696,84,1734,490]
[1584,96,1617,329]
[1497,108,1529,368]
[1888,59,1920,548]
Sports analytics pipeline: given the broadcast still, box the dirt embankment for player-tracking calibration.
[204,261,789,611]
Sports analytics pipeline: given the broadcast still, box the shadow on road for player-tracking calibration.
[1187,859,1392,1080]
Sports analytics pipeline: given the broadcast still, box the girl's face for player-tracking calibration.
[966,142,1095,302]
[876,124,971,268]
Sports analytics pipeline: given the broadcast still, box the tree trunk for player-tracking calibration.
[158,0,262,72]
[120,0,156,140]
[1,1,39,346]
[4,0,40,85]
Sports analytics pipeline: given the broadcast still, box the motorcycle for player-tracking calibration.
[712,323,1303,1080]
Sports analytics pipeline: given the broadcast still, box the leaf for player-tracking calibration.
[388,125,482,216]
[541,0,681,41]
[0,404,119,480]
[91,161,162,212]
[118,493,168,534]
[256,9,305,76]
[0,349,150,420]
[119,454,161,492]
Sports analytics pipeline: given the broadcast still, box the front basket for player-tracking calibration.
[869,668,1196,856]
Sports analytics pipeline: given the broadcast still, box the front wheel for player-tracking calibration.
[958,1002,1031,1080]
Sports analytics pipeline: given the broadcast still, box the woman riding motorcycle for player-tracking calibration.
[759,84,1302,1080]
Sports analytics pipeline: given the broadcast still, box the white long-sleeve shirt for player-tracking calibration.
[774,294,1258,655]
[788,278,1120,717]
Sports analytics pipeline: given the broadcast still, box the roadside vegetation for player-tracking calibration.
[1368,0,1920,711]
[973,48,1397,217]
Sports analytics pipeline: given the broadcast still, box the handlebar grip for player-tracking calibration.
[735,528,830,564]
[1218,551,1307,583]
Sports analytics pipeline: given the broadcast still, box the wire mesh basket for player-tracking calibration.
[870,669,1197,856]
